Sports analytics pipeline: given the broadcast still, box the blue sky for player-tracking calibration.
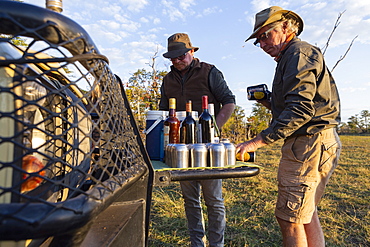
[27,0,370,122]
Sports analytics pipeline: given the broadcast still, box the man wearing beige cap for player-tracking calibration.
[236,6,341,246]
[159,33,235,246]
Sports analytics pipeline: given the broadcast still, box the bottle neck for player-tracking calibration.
[169,108,176,117]
[208,103,215,116]
[169,98,176,117]
[186,102,192,116]
[202,96,208,111]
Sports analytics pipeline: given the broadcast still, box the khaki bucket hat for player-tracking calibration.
[246,6,304,42]
[163,33,199,58]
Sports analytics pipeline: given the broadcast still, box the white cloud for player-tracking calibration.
[301,2,327,11]
[161,0,185,22]
[250,0,270,12]
[221,54,234,60]
[118,31,131,39]
[203,7,222,16]
[153,18,161,25]
[143,16,162,25]
[114,14,141,32]
[149,27,165,33]
[82,24,123,44]
[180,0,196,10]
[101,4,123,16]
[98,20,121,30]
[119,0,149,12]
[161,0,198,21]
[140,17,149,23]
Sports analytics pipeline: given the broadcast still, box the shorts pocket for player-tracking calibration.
[284,136,313,163]
[319,139,340,172]
[277,179,316,216]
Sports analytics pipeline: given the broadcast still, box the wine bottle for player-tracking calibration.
[163,98,180,147]
[198,95,214,143]
[180,100,196,144]
[208,103,220,143]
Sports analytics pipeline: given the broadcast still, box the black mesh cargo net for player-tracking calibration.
[0,1,150,240]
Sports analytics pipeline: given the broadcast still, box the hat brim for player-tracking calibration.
[245,9,303,42]
[163,47,199,58]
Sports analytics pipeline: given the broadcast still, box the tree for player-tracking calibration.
[360,110,370,133]
[124,49,168,131]
[245,103,272,139]
[125,68,167,131]
[222,105,249,143]
[345,110,370,134]
[321,10,358,72]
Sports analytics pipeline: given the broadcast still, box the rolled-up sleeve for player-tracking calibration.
[261,45,322,144]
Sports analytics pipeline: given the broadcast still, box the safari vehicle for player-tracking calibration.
[0,1,259,246]
[0,1,154,246]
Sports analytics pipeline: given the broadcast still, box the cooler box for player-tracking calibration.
[145,111,167,161]
[176,111,198,121]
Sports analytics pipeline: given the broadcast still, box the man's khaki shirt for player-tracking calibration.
[261,37,341,144]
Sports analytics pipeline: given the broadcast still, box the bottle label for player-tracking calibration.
[198,123,202,143]
[210,126,215,143]
[214,136,219,143]
[163,125,170,148]
[169,98,176,109]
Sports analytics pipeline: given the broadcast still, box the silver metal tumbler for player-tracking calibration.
[165,144,173,167]
[173,144,189,168]
[189,143,207,167]
[222,142,236,166]
[209,143,226,167]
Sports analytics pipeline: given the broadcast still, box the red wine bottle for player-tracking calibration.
[180,100,196,144]
[198,95,214,143]
[163,98,180,146]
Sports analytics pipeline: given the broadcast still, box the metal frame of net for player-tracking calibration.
[0,1,153,241]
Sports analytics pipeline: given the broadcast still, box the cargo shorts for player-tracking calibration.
[275,128,341,224]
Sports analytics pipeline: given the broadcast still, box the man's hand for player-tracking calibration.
[256,99,272,110]
[235,133,268,161]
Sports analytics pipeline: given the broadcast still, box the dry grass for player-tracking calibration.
[149,135,370,246]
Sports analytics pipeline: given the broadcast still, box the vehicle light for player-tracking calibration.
[22,80,47,111]
[21,155,46,193]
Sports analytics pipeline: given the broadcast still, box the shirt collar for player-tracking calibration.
[171,58,198,74]
[274,34,296,62]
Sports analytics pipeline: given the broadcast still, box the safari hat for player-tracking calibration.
[163,33,199,58]
[246,6,304,42]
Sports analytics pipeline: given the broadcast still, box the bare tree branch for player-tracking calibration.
[331,35,358,72]
[322,10,346,55]
[147,46,159,77]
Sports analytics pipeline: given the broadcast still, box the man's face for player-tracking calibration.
[171,50,194,72]
[256,24,286,57]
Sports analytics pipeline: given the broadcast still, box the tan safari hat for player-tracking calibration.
[163,33,199,58]
[246,6,304,42]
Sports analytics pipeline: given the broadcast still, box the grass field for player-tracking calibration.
[148,135,370,246]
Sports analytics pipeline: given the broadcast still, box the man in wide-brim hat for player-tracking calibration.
[245,6,304,42]
[236,6,341,247]
[159,33,236,246]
